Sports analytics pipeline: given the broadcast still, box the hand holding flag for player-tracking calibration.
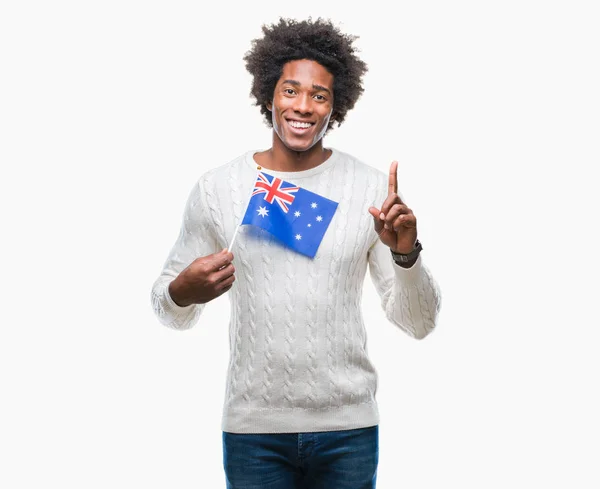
[168,249,236,307]
[368,161,418,254]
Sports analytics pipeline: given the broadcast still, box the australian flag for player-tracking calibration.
[241,171,338,258]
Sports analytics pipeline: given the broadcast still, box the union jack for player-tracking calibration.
[251,172,299,213]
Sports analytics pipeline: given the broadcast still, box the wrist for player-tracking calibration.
[391,239,422,267]
[168,278,192,308]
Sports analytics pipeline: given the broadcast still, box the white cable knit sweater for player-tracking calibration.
[150,148,442,434]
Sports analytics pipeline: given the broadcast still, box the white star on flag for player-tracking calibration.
[294,211,301,217]
[295,234,302,240]
[316,215,323,222]
[257,206,269,217]
[307,223,312,227]
[311,202,318,209]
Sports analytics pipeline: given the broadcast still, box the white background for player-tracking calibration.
[1,1,599,488]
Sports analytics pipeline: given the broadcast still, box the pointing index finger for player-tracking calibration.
[388,161,398,196]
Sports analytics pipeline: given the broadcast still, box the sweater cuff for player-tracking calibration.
[392,254,424,287]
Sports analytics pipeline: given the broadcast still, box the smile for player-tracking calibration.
[286,120,314,130]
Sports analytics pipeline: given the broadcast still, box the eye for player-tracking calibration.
[284,88,296,95]
[314,94,327,101]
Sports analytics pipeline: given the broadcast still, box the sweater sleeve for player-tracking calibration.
[367,237,442,340]
[150,178,219,330]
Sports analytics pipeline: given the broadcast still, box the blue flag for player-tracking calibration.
[241,171,338,258]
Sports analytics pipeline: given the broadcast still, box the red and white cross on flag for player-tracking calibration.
[251,171,300,213]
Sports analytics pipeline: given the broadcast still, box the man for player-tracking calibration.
[151,18,441,489]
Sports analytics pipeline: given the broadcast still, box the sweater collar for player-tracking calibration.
[244,148,340,179]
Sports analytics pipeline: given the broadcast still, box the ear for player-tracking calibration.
[266,101,273,111]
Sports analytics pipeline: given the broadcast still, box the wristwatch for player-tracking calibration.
[390,240,423,264]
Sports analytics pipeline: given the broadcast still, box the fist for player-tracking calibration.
[169,249,235,307]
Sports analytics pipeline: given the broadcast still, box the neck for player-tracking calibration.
[256,134,332,172]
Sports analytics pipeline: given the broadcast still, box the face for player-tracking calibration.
[267,59,334,153]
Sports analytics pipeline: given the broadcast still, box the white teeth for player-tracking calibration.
[288,120,312,129]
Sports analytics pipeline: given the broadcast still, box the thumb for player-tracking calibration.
[368,206,384,233]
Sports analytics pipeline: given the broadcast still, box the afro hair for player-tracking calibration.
[244,18,368,132]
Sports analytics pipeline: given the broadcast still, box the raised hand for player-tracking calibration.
[168,249,235,307]
[368,161,418,254]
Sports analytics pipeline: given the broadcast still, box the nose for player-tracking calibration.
[293,93,313,115]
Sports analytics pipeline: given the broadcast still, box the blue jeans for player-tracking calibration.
[222,425,378,489]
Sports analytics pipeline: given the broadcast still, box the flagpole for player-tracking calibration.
[227,165,262,252]
[228,222,241,252]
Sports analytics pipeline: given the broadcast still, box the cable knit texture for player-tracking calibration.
[150,149,442,434]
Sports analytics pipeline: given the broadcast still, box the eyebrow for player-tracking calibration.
[281,79,332,96]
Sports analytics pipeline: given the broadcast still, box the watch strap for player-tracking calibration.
[390,239,423,263]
